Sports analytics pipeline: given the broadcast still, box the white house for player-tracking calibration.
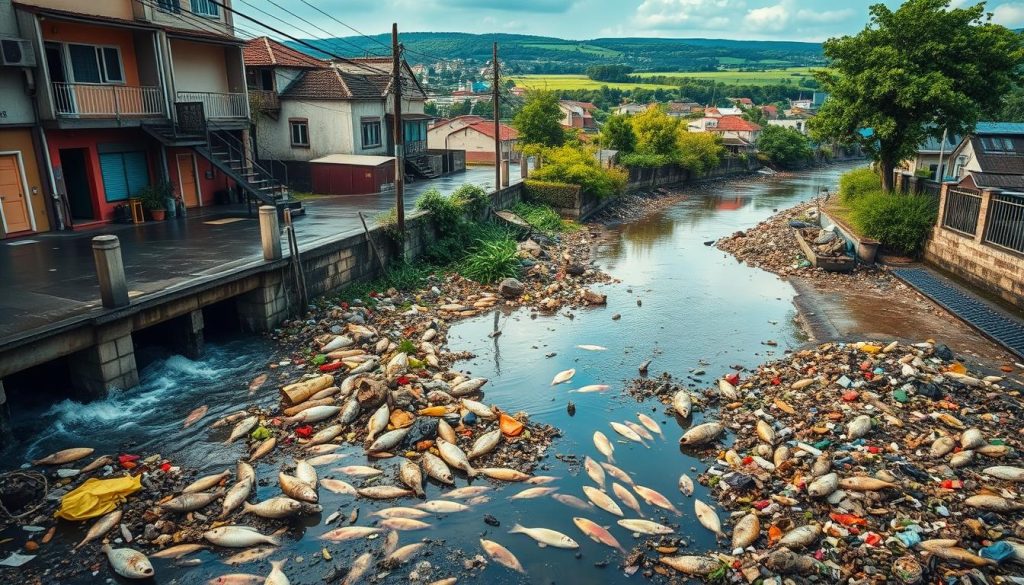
[767,119,811,136]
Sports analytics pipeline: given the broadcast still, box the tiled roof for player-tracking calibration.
[710,116,761,132]
[280,68,351,100]
[244,37,325,68]
[970,137,1024,175]
[339,71,387,99]
[971,172,1024,189]
[468,121,518,141]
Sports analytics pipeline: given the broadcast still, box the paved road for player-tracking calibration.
[0,165,519,343]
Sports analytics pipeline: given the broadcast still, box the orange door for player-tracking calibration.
[0,154,32,234]
[177,154,200,208]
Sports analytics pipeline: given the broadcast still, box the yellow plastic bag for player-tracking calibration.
[55,475,141,521]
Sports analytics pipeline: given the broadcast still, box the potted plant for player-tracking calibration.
[137,181,173,221]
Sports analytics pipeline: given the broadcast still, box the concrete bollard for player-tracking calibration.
[520,156,529,179]
[501,159,510,188]
[92,235,129,308]
[259,205,282,261]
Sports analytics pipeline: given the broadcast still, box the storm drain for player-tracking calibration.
[891,267,1024,359]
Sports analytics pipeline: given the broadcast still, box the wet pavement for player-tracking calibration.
[0,165,519,344]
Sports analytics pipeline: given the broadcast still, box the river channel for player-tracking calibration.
[0,162,862,584]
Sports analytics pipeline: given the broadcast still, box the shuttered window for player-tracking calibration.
[191,0,219,16]
[100,151,150,202]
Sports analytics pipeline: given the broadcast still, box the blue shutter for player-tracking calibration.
[99,153,128,202]
[123,152,150,197]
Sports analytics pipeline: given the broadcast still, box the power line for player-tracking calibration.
[236,0,386,58]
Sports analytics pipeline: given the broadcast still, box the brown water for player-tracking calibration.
[0,162,863,584]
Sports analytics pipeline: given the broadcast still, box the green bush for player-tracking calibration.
[415,188,462,230]
[524,179,581,209]
[450,184,490,216]
[850,192,938,256]
[375,207,403,242]
[512,201,576,233]
[839,167,881,203]
[620,152,672,168]
[461,237,521,284]
[137,181,173,211]
[529,145,627,200]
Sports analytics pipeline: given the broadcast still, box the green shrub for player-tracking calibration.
[375,207,403,242]
[461,237,521,284]
[450,184,490,216]
[415,188,463,230]
[512,201,576,233]
[839,167,881,203]
[524,179,581,208]
[850,192,938,256]
[137,181,173,211]
[620,152,672,168]
[529,145,627,199]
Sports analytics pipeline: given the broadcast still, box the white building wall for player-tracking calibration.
[349,100,387,156]
[257,99,353,161]
[768,119,809,135]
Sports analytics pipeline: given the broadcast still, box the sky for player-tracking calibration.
[242,0,1024,42]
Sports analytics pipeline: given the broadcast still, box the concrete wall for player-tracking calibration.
[20,0,133,20]
[926,184,1024,308]
[349,101,387,156]
[169,39,230,93]
[257,100,353,161]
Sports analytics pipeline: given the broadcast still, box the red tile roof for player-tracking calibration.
[710,116,761,132]
[468,121,518,141]
[281,68,350,100]
[244,37,325,69]
[762,105,778,114]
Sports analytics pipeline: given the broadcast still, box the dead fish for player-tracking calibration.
[961,427,985,449]
[778,524,820,549]
[679,422,724,446]
[382,530,399,556]
[150,543,207,559]
[437,419,457,443]
[693,498,724,537]
[320,479,358,495]
[386,352,409,378]
[367,427,412,453]
[242,497,303,519]
[184,469,231,494]
[373,507,430,519]
[634,485,680,515]
[162,490,224,513]
[225,416,259,444]
[551,368,576,386]
[340,552,373,585]
[358,485,414,499]
[573,516,625,553]
[773,445,791,467]
[577,344,607,351]
[526,475,559,485]
[444,486,490,499]
[612,483,644,517]
[236,460,255,485]
[33,447,94,466]
[379,518,430,531]
[184,405,209,428]
[659,555,720,576]
[249,437,277,462]
[286,406,341,425]
[421,452,455,484]
[367,404,390,442]
[509,523,579,548]
[248,373,268,395]
[322,335,354,352]
[207,573,264,585]
[224,546,276,566]
[574,384,611,393]
[383,542,425,568]
[451,378,487,397]
[625,421,654,441]
[593,431,615,462]
[416,499,469,513]
[307,425,344,447]
[436,439,478,477]
[678,473,694,496]
[480,539,525,573]
[983,466,1024,482]
[211,410,249,429]
[965,494,1024,512]
[757,419,776,444]
[765,547,820,574]
[846,415,872,440]
[80,455,114,474]
[399,459,425,498]
[732,513,760,549]
[584,456,606,489]
[718,378,738,400]
[75,509,122,550]
[305,453,347,467]
[553,493,592,510]
[838,476,895,491]
[339,398,361,425]
[609,422,646,446]
[978,444,1013,457]
[950,450,974,468]
[204,526,280,548]
[637,413,662,437]
[478,467,531,481]
[459,398,495,420]
[672,391,692,418]
[918,540,995,566]
[102,544,154,579]
[221,478,254,518]
[511,486,557,499]
[807,473,839,498]
[333,465,382,477]
[321,526,382,542]
[468,428,502,459]
[810,454,831,477]
[601,462,633,485]
[582,485,623,516]
[279,472,318,503]
[619,518,672,535]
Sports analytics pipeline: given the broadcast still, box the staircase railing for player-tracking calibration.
[208,121,289,188]
[204,129,289,209]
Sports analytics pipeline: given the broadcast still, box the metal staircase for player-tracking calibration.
[406,155,440,180]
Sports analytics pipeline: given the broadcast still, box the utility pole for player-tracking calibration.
[935,127,948,183]
[492,41,501,191]
[392,22,406,236]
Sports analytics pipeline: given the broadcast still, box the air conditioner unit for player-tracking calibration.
[0,38,36,67]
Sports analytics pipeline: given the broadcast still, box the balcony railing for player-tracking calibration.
[248,89,280,112]
[176,91,248,119]
[53,82,165,118]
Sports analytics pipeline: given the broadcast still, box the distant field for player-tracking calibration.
[508,74,675,91]
[522,43,621,57]
[635,67,820,86]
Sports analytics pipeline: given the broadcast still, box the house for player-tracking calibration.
[615,103,648,116]
[665,101,701,118]
[901,132,962,179]
[246,39,437,192]
[6,0,273,231]
[768,119,810,136]
[729,97,754,108]
[692,116,761,154]
[947,122,1024,193]
[704,106,743,118]
[761,105,779,120]
[558,100,597,131]
[428,119,518,165]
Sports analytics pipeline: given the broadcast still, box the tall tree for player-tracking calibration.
[756,125,814,169]
[512,91,566,147]
[631,106,680,158]
[810,0,1024,191]
[600,114,636,153]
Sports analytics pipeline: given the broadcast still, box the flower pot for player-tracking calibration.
[150,209,166,221]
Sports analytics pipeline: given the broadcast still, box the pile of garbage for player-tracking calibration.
[6,227,611,584]
[717,203,881,281]
[635,340,1024,583]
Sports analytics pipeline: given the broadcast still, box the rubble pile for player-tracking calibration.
[640,340,1024,583]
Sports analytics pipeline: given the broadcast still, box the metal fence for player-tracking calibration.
[983,192,1024,254]
[53,83,164,117]
[942,187,983,236]
[176,91,248,119]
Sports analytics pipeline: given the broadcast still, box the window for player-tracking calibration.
[157,0,181,13]
[981,136,1016,153]
[361,119,381,148]
[67,44,123,84]
[190,0,219,17]
[99,151,149,203]
[290,119,309,147]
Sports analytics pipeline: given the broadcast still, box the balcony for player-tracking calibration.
[248,89,280,113]
[176,91,248,120]
[53,83,165,119]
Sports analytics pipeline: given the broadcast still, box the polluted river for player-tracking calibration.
[6,161,1020,585]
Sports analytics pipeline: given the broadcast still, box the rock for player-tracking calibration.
[581,289,607,305]
[483,514,500,526]
[498,278,525,299]
[518,239,542,258]
[566,264,585,276]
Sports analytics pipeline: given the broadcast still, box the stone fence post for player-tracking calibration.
[92,235,129,309]
[975,189,1000,244]
[259,205,282,261]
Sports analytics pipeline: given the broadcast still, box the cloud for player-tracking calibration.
[991,2,1024,27]
[796,8,855,24]
[633,0,744,30]
[744,3,789,31]
[444,0,575,12]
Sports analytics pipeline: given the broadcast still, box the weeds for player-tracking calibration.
[397,339,418,354]
[512,201,578,233]
[839,167,881,203]
[461,237,521,284]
